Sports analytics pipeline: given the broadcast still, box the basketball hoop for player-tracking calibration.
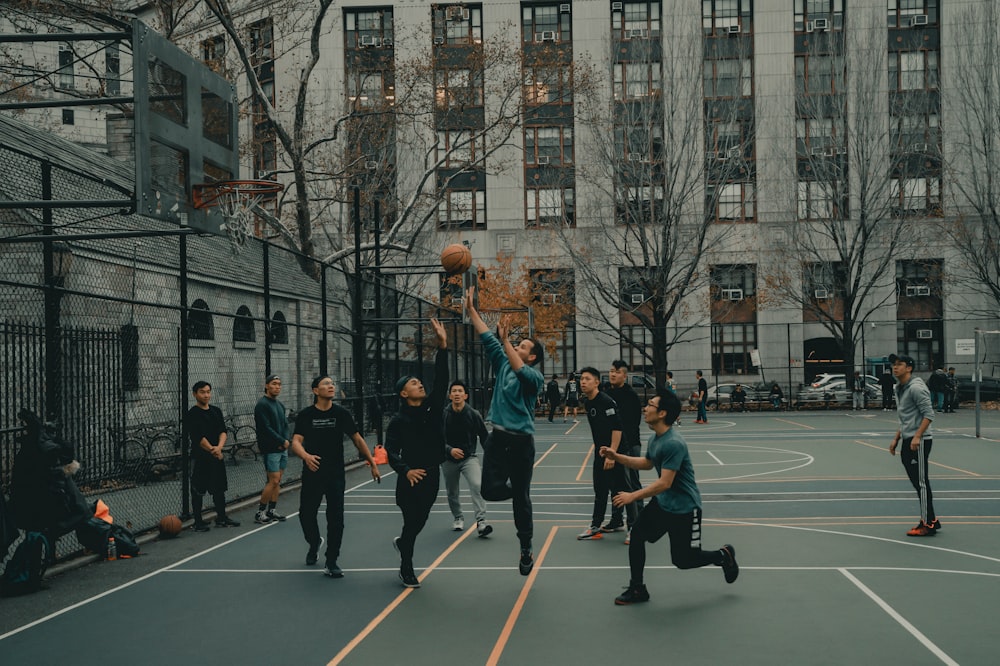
[192,179,283,252]
[480,310,502,331]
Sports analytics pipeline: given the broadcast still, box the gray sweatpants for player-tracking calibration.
[442,455,487,524]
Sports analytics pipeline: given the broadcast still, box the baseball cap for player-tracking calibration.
[888,353,915,368]
[395,375,416,395]
[265,374,280,383]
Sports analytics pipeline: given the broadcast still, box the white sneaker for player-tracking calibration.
[452,518,464,531]
[477,521,493,538]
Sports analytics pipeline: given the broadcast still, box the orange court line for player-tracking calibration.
[486,526,559,666]
[326,524,476,666]
[534,442,559,467]
[576,445,594,481]
[772,417,816,429]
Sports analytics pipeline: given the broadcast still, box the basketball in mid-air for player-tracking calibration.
[158,514,183,538]
[440,243,473,275]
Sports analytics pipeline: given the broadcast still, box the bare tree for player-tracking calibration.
[760,14,930,372]
[941,2,1000,316]
[562,25,751,384]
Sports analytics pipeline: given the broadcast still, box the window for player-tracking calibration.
[345,8,394,48]
[522,3,572,42]
[702,0,752,34]
[890,177,941,215]
[438,189,486,229]
[794,0,845,32]
[527,187,575,227]
[436,130,486,167]
[896,258,942,298]
[250,19,276,183]
[795,116,846,156]
[616,184,665,225]
[201,35,226,74]
[611,1,661,38]
[711,323,757,374]
[348,70,394,109]
[269,311,288,345]
[707,182,755,221]
[617,121,663,163]
[435,68,484,109]
[433,4,483,45]
[887,0,938,28]
[613,62,661,100]
[105,42,120,95]
[797,179,849,219]
[892,113,939,155]
[804,262,846,299]
[58,40,74,90]
[712,264,756,300]
[706,120,747,155]
[61,109,74,125]
[523,65,573,105]
[233,305,256,343]
[703,58,752,98]
[525,126,573,165]
[249,20,274,65]
[889,50,939,91]
[795,55,845,95]
[188,299,214,341]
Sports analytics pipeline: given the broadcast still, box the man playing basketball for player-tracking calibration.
[600,389,738,605]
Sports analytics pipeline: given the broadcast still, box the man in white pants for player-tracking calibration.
[442,380,492,537]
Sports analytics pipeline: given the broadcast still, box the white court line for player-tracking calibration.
[705,451,724,465]
[0,476,382,642]
[839,569,959,666]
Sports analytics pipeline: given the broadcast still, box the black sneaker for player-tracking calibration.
[267,510,286,522]
[254,511,271,525]
[215,517,240,527]
[600,521,625,533]
[399,569,420,588]
[324,563,344,578]
[477,522,493,538]
[518,549,534,576]
[306,536,324,566]
[192,521,210,533]
[721,544,739,584]
[614,583,650,605]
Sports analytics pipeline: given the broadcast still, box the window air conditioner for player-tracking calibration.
[447,7,466,21]
[727,147,741,159]
[812,18,829,31]
[728,25,741,35]
[911,15,928,26]
[906,284,931,297]
[433,36,444,45]
[916,329,933,339]
[381,37,393,46]
[628,28,647,38]
[536,155,550,165]
[628,153,643,162]
[814,288,829,299]
[804,21,814,33]
[612,2,623,10]
[462,8,470,20]
[560,4,571,13]
[542,293,558,304]
[811,146,826,156]
[912,143,928,152]
[362,299,376,311]
[630,293,644,305]
[360,35,377,47]
[539,31,557,41]
[722,288,744,301]
[365,161,379,171]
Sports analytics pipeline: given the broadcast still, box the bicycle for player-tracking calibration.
[225,415,258,462]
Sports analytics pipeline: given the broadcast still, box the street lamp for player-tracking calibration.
[44,240,73,422]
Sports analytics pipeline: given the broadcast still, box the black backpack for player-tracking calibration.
[0,531,51,597]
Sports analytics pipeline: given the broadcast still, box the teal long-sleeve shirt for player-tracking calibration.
[482,331,543,434]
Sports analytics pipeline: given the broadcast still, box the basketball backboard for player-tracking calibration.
[133,20,239,235]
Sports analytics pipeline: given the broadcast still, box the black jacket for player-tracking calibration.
[386,349,448,475]
[443,404,489,459]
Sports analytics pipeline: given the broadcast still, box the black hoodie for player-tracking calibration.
[386,349,449,475]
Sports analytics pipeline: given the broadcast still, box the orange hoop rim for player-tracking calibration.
[192,179,284,209]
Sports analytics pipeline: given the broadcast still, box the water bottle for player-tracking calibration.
[106,536,117,561]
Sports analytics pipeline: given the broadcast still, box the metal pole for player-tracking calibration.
[41,161,62,425]
[352,186,365,429]
[319,263,328,376]
[786,322,793,406]
[263,240,272,375]
[179,233,191,517]
[374,200,384,445]
[975,329,981,438]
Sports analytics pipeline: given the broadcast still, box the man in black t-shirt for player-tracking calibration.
[185,381,238,531]
[606,361,643,541]
[576,367,625,541]
[291,376,381,578]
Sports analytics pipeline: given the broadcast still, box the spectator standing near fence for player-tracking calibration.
[599,389,738,605]
[254,374,290,525]
[442,379,492,537]
[888,353,939,537]
[386,318,449,588]
[466,286,545,576]
[291,376,381,577]
[694,371,709,424]
[185,381,238,532]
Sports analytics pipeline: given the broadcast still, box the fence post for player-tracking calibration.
[179,233,190,518]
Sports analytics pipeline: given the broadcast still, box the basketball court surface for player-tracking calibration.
[2,409,999,665]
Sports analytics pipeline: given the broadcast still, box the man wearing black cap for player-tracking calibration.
[386,318,449,588]
[254,374,290,524]
[888,353,940,537]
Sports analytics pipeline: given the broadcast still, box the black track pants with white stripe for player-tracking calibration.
[900,439,936,525]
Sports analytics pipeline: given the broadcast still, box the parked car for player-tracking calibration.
[796,379,880,406]
[705,382,769,409]
[808,373,879,389]
[956,376,1000,402]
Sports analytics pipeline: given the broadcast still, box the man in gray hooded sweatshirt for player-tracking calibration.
[888,353,938,537]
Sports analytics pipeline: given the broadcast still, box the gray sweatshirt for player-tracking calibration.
[894,375,935,439]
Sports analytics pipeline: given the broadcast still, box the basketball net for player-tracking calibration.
[481,310,502,331]
[192,180,283,254]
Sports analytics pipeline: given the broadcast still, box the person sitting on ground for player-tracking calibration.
[730,384,747,412]
[769,383,784,410]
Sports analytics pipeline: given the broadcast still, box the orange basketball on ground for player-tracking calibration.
[440,243,472,275]
[159,514,183,538]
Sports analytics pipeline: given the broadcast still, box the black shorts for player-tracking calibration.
[566,396,579,408]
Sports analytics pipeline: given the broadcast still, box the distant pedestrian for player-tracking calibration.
[888,353,939,537]
[694,371,708,424]
[254,374,290,525]
[386,318,449,588]
[442,379,492,537]
[291,376,381,577]
[599,389,738,605]
[564,373,580,423]
[185,381,238,531]
[928,368,947,412]
[879,370,895,411]
[545,375,562,423]
[850,370,865,411]
[944,367,958,413]
[576,367,625,541]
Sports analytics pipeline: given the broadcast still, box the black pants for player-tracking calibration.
[395,468,440,571]
[299,472,345,566]
[619,444,644,527]
[900,439,936,524]
[191,458,228,522]
[882,390,893,410]
[629,502,722,585]
[547,401,559,422]
[590,453,628,528]
[481,428,535,550]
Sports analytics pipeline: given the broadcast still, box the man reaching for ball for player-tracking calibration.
[465,286,544,575]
